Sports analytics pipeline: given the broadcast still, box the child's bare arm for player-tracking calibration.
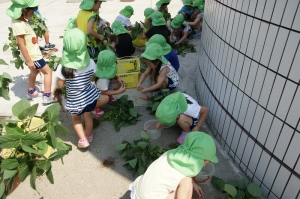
[192,106,208,131]
[16,35,34,69]
[188,17,201,26]
[141,67,168,93]
[56,78,65,89]
[87,18,104,41]
[175,30,189,45]
[100,83,126,95]
[137,66,151,90]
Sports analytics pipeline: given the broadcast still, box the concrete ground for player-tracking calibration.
[0,0,253,198]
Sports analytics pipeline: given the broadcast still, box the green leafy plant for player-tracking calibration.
[160,9,171,21]
[211,176,263,199]
[0,72,12,101]
[28,14,48,39]
[170,43,197,57]
[100,95,141,132]
[115,131,167,175]
[131,21,150,40]
[0,99,72,198]
[47,55,61,71]
[146,89,170,115]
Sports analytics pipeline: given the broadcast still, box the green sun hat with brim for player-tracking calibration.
[146,34,171,55]
[6,0,40,19]
[171,14,187,28]
[96,50,117,79]
[192,0,205,12]
[167,132,218,177]
[111,20,128,35]
[183,0,192,6]
[62,28,90,70]
[155,0,171,8]
[150,11,166,26]
[79,0,106,10]
[119,5,134,18]
[141,43,168,64]
[144,8,155,19]
[155,92,188,126]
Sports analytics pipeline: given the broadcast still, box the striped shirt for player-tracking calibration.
[55,59,100,115]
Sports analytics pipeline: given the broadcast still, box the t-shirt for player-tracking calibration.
[178,6,194,16]
[115,14,132,28]
[145,26,171,44]
[115,33,135,57]
[55,59,100,115]
[11,20,42,62]
[134,152,185,199]
[171,25,192,33]
[95,78,110,91]
[76,10,98,47]
[164,49,180,72]
[183,93,201,118]
[159,62,179,87]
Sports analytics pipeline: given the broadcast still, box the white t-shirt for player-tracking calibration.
[171,25,192,33]
[183,93,201,119]
[95,78,110,91]
[115,14,132,27]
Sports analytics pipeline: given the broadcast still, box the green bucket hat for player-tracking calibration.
[119,5,134,18]
[171,14,187,28]
[150,11,166,26]
[141,43,168,64]
[167,132,218,177]
[192,0,205,12]
[156,0,171,8]
[6,0,40,19]
[79,0,106,10]
[146,34,171,55]
[155,92,188,126]
[62,28,90,70]
[183,0,192,6]
[111,20,128,35]
[144,8,155,19]
[96,50,117,79]
[64,17,76,31]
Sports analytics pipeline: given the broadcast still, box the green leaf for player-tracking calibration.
[18,103,39,120]
[0,58,8,65]
[0,134,23,148]
[37,160,51,171]
[2,72,12,81]
[42,103,60,124]
[1,87,10,100]
[138,166,146,175]
[247,183,262,197]
[152,102,160,111]
[3,44,9,52]
[18,163,30,182]
[129,108,137,117]
[97,147,101,153]
[115,143,127,151]
[21,133,44,146]
[3,169,17,180]
[30,166,37,190]
[237,189,245,198]
[53,124,70,136]
[48,150,69,161]
[21,144,42,155]
[46,167,54,184]
[137,141,147,149]
[224,184,237,197]
[36,141,48,154]
[237,178,247,190]
[0,181,4,198]
[48,124,57,148]
[228,180,238,187]
[55,138,70,150]
[127,158,137,168]
[140,131,149,139]
[12,99,31,117]
[217,179,225,190]
[5,123,24,135]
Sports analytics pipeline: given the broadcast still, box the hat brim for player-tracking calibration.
[171,20,180,29]
[162,44,171,55]
[95,63,117,79]
[210,156,219,163]
[141,52,156,61]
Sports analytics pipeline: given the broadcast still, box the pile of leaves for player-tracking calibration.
[146,89,170,115]
[170,43,197,57]
[211,176,263,199]
[115,131,167,175]
[28,14,48,39]
[131,21,150,40]
[100,95,141,132]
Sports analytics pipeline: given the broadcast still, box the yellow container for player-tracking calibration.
[117,72,139,88]
[117,57,140,74]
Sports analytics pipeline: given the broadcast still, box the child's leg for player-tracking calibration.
[28,68,39,89]
[96,94,109,107]
[44,31,50,44]
[72,114,85,140]
[83,112,93,137]
[38,63,52,93]
[176,114,193,132]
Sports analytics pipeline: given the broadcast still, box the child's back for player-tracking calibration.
[145,11,170,44]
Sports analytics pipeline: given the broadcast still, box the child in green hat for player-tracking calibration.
[153,0,171,12]
[6,0,56,104]
[143,7,155,27]
[155,92,209,144]
[178,0,194,21]
[129,131,218,199]
[143,11,171,44]
[115,5,134,31]
[93,49,126,116]
[54,28,109,148]
[137,43,179,93]
[111,20,135,57]
[188,0,205,39]
[76,0,107,57]
[146,34,180,71]
[170,14,192,44]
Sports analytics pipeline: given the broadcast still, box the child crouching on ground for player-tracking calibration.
[129,131,218,199]
[188,0,205,39]
[156,92,208,144]
[54,28,109,148]
[170,14,193,45]
[93,50,126,117]
[115,5,134,31]
[136,43,179,94]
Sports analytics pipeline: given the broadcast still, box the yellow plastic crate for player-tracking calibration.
[117,57,140,74]
[117,72,139,88]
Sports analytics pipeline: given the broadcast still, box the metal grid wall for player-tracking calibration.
[195,0,300,198]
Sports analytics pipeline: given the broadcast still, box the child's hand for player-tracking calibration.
[136,84,142,91]
[156,122,163,130]
[141,89,147,94]
[27,60,35,70]
[118,83,126,93]
[192,181,204,198]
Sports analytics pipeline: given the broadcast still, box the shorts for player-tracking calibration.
[166,77,177,90]
[87,46,99,57]
[33,59,46,69]
[190,117,198,130]
[77,99,97,115]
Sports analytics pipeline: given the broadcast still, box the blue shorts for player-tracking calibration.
[77,99,97,115]
[33,59,47,69]
[190,117,198,130]
[166,77,177,90]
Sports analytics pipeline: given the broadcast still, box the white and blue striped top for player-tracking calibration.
[55,59,100,115]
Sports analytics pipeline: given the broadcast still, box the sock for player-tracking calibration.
[27,88,35,94]
[43,92,51,97]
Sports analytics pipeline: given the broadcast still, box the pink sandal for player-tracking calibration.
[177,131,189,144]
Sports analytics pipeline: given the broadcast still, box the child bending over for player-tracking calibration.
[188,0,205,39]
[178,0,194,21]
[170,14,193,45]
[115,5,134,31]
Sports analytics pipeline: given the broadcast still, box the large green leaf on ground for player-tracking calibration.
[247,183,262,197]
[115,143,127,151]
[223,184,237,197]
